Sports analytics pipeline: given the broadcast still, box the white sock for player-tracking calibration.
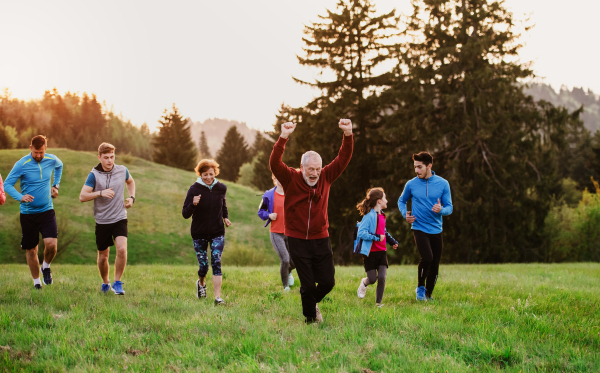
[42,261,50,270]
[33,278,42,286]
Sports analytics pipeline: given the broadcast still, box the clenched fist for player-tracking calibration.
[193,195,201,205]
[339,118,352,136]
[269,213,278,221]
[280,122,297,139]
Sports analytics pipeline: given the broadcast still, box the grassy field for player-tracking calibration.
[1,263,599,372]
[0,148,276,266]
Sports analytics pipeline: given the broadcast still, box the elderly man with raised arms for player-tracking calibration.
[269,119,353,323]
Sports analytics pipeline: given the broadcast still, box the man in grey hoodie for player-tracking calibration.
[79,142,136,295]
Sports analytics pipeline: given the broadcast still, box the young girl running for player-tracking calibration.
[355,187,398,307]
[258,174,295,290]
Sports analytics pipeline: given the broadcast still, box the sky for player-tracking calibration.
[1,0,598,132]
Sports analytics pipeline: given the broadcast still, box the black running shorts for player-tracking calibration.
[363,250,389,272]
[95,219,128,251]
[20,209,58,250]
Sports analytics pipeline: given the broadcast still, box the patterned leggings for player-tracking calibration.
[193,236,225,277]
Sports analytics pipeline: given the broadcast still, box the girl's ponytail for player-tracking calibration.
[356,187,384,216]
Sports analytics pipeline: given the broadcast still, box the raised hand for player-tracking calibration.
[193,195,201,206]
[102,188,115,199]
[338,118,352,136]
[432,198,442,214]
[20,194,34,203]
[224,218,232,227]
[280,122,297,139]
[269,213,278,221]
[406,211,416,223]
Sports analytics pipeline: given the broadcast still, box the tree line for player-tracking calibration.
[248,0,600,264]
[0,89,154,159]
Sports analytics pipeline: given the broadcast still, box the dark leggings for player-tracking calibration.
[413,230,443,297]
[365,265,387,303]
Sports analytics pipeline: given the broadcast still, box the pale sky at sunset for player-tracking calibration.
[1,0,598,132]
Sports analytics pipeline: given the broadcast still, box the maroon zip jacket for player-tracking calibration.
[269,134,353,240]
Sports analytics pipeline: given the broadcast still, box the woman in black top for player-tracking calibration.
[182,159,232,305]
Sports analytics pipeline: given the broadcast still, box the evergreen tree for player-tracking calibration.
[377,0,581,263]
[215,126,250,182]
[276,0,399,263]
[251,132,277,191]
[198,131,212,159]
[152,105,197,171]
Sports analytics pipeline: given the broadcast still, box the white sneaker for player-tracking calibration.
[196,280,206,299]
[284,286,290,292]
[315,304,323,323]
[357,278,368,299]
[288,273,294,286]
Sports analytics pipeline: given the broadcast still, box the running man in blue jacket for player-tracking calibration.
[398,152,452,301]
[4,135,63,289]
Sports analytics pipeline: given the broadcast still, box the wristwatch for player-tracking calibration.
[129,196,136,204]
[52,184,60,190]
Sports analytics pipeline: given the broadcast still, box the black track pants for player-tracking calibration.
[413,230,443,297]
[287,236,335,320]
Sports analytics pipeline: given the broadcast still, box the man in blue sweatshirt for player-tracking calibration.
[398,152,452,301]
[4,135,63,289]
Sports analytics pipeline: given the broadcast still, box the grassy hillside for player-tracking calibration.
[0,148,276,265]
[1,264,599,372]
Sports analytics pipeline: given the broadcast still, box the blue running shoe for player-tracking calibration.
[426,295,434,301]
[112,281,125,295]
[416,286,427,301]
[101,283,111,293]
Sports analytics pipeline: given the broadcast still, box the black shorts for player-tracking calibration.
[95,219,128,251]
[20,209,58,250]
[363,250,388,272]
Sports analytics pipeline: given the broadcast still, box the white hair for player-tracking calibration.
[301,151,322,167]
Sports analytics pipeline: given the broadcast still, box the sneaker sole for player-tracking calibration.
[111,288,125,295]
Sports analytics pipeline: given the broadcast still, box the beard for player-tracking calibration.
[303,172,319,187]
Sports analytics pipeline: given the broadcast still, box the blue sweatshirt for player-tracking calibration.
[4,153,63,214]
[397,171,453,234]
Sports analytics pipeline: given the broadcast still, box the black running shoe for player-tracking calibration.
[34,284,42,290]
[196,280,206,298]
[41,268,53,285]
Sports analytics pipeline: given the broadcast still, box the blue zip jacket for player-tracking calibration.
[4,153,63,214]
[257,187,276,227]
[397,171,453,234]
[354,209,398,256]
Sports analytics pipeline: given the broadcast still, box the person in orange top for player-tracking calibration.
[258,174,296,290]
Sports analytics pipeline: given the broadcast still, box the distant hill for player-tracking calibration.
[187,118,258,157]
[525,83,600,132]
[0,149,275,265]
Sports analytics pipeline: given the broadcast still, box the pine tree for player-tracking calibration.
[152,105,197,171]
[377,0,581,263]
[198,131,212,159]
[251,132,277,191]
[215,126,249,182]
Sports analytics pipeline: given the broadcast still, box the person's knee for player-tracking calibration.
[26,247,38,258]
[378,273,386,283]
[97,250,109,263]
[198,267,208,278]
[367,273,377,284]
[321,278,335,292]
[116,246,127,257]
[44,241,57,252]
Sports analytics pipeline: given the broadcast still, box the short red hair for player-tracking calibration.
[194,159,220,176]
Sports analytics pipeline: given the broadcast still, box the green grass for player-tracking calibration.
[1,263,599,372]
[0,148,276,265]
